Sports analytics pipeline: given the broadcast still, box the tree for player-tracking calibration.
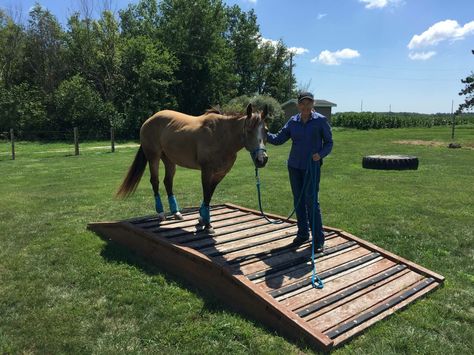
[119,0,161,39]
[225,5,260,96]
[254,40,295,103]
[456,50,474,114]
[23,4,66,95]
[0,10,26,89]
[54,74,112,136]
[158,0,238,114]
[118,35,178,134]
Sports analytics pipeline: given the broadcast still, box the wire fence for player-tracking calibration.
[0,127,136,161]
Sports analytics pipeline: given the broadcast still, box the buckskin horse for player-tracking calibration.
[116,104,269,234]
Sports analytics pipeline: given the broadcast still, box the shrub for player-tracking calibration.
[223,94,285,131]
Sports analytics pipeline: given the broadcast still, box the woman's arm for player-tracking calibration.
[267,120,291,145]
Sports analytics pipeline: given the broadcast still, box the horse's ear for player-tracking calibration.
[246,103,252,119]
[262,104,268,121]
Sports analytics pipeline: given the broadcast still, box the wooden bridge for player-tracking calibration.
[88,203,444,352]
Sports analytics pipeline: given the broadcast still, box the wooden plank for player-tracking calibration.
[87,220,334,351]
[224,203,344,235]
[138,208,242,229]
[148,210,248,233]
[160,217,268,242]
[126,205,229,224]
[198,225,297,255]
[225,231,338,267]
[281,258,398,311]
[339,231,445,283]
[242,239,355,279]
[309,271,425,332]
[258,247,373,292]
[331,280,440,347]
[303,268,412,323]
[325,277,436,339]
[268,252,381,297]
[182,218,283,248]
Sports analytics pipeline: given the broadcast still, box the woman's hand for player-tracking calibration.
[312,153,321,161]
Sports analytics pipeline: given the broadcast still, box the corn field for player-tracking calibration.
[332,112,474,129]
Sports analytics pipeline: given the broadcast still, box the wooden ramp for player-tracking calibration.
[88,203,444,351]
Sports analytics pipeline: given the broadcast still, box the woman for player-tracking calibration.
[266,92,333,251]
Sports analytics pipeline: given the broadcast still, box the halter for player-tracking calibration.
[250,147,267,161]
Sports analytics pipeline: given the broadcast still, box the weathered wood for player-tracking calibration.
[10,128,15,160]
[339,231,445,283]
[88,220,333,351]
[74,127,79,155]
[331,280,440,346]
[310,271,425,331]
[88,203,443,351]
[283,258,397,311]
[111,126,115,153]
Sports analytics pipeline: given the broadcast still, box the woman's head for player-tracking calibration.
[297,91,314,115]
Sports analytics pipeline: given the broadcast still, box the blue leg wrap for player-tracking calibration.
[199,202,211,224]
[168,195,180,214]
[155,194,164,214]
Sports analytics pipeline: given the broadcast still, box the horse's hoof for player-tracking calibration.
[204,225,215,235]
[173,212,184,220]
[157,212,166,223]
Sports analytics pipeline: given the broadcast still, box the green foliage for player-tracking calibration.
[118,36,178,135]
[332,111,474,130]
[223,94,285,131]
[54,75,114,137]
[456,49,474,114]
[0,83,48,133]
[0,0,297,139]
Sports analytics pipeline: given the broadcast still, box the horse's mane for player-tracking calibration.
[203,106,246,119]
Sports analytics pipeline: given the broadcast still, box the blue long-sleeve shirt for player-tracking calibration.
[267,111,333,170]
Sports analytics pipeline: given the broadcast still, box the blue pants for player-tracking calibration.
[288,164,325,247]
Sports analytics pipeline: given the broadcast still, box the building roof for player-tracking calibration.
[282,99,337,108]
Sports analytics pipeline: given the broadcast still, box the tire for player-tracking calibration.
[362,155,418,170]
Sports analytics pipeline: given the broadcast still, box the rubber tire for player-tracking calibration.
[362,155,418,170]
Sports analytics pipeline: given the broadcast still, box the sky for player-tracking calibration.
[1,0,473,113]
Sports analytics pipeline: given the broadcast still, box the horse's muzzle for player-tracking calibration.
[255,155,268,168]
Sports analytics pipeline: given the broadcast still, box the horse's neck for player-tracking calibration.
[217,115,246,153]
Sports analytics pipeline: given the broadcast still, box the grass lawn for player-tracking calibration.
[0,126,473,354]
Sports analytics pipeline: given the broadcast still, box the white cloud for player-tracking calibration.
[408,51,437,60]
[311,48,360,65]
[288,47,309,55]
[260,37,279,48]
[408,19,474,49]
[359,0,402,9]
[317,13,327,20]
[245,0,257,4]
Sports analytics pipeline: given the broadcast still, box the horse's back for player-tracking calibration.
[140,110,206,168]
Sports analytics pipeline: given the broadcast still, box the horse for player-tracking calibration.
[116,103,269,234]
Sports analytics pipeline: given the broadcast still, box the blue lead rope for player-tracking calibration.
[254,153,323,289]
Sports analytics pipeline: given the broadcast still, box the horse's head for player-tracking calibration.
[243,103,269,168]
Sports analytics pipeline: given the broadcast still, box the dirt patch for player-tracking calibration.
[393,140,474,150]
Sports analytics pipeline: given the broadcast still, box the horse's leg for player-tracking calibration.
[147,151,166,223]
[162,154,183,220]
[198,169,226,234]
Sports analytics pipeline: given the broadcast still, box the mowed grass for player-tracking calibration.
[0,126,473,354]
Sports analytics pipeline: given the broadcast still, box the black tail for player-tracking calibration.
[116,146,147,198]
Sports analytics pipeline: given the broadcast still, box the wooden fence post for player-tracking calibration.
[74,127,79,155]
[111,126,115,153]
[10,128,15,160]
